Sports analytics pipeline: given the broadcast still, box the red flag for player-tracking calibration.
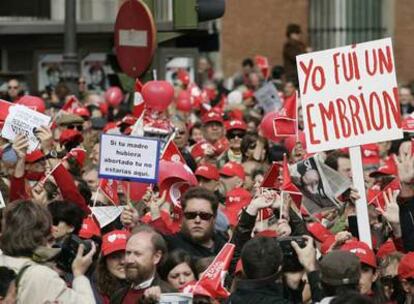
[273,93,297,137]
[0,99,13,121]
[368,178,401,210]
[192,243,235,299]
[120,181,149,202]
[161,139,186,164]
[281,154,302,209]
[62,95,81,112]
[100,179,120,205]
[132,79,145,118]
[255,55,270,79]
[402,115,414,133]
[261,163,282,189]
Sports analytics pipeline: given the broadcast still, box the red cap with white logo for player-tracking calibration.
[341,240,377,268]
[219,161,246,181]
[195,163,220,181]
[101,230,130,256]
[224,120,247,132]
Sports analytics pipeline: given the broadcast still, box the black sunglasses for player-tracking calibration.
[227,131,245,140]
[184,211,214,221]
[67,124,83,131]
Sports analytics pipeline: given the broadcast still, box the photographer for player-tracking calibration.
[0,200,96,303]
[227,236,290,304]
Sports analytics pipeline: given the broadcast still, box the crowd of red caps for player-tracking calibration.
[0,56,414,304]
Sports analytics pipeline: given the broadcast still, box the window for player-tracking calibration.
[309,0,386,50]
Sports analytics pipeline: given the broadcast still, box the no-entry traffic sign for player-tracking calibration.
[114,0,157,78]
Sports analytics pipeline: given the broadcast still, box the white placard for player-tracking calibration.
[159,293,193,304]
[296,38,402,153]
[119,29,147,47]
[1,105,51,152]
[98,134,160,183]
[254,82,282,113]
[90,206,124,228]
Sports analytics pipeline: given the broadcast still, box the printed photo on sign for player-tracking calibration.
[38,54,64,92]
[98,134,161,183]
[254,82,282,113]
[1,105,51,152]
[81,53,114,92]
[296,38,402,153]
[289,155,351,214]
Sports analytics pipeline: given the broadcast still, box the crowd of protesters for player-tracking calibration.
[0,24,414,304]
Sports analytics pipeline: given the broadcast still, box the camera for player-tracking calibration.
[54,234,92,273]
[278,236,307,272]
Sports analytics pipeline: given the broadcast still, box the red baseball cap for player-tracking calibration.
[224,120,247,132]
[101,230,130,256]
[219,161,246,181]
[78,217,101,239]
[341,240,377,268]
[398,252,414,279]
[306,222,333,243]
[223,187,252,226]
[59,129,84,145]
[195,163,219,181]
[17,95,46,113]
[201,111,224,125]
[376,239,397,259]
[361,144,380,167]
[369,155,398,177]
[26,149,44,163]
[73,107,90,118]
[66,147,87,167]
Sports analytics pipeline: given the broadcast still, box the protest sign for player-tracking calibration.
[254,82,282,113]
[159,293,193,304]
[99,134,160,183]
[296,38,403,247]
[1,104,51,152]
[296,38,402,152]
[290,154,351,214]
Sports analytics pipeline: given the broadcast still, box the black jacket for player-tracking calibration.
[227,274,291,304]
[110,276,175,304]
[164,231,228,259]
[399,196,414,251]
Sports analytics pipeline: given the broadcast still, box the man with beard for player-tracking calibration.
[110,225,174,304]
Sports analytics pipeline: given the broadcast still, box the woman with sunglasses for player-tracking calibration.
[218,120,247,167]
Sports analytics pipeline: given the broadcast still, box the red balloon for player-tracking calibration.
[158,160,197,186]
[142,81,174,111]
[260,112,283,143]
[17,95,45,113]
[105,86,124,106]
[176,90,192,113]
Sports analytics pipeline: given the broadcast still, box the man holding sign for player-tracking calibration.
[296,38,403,247]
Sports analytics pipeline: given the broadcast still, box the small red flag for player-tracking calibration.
[100,179,120,205]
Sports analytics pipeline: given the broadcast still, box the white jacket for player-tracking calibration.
[0,254,96,304]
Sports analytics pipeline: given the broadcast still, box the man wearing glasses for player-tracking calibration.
[121,186,227,259]
[164,186,227,257]
[6,79,22,102]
